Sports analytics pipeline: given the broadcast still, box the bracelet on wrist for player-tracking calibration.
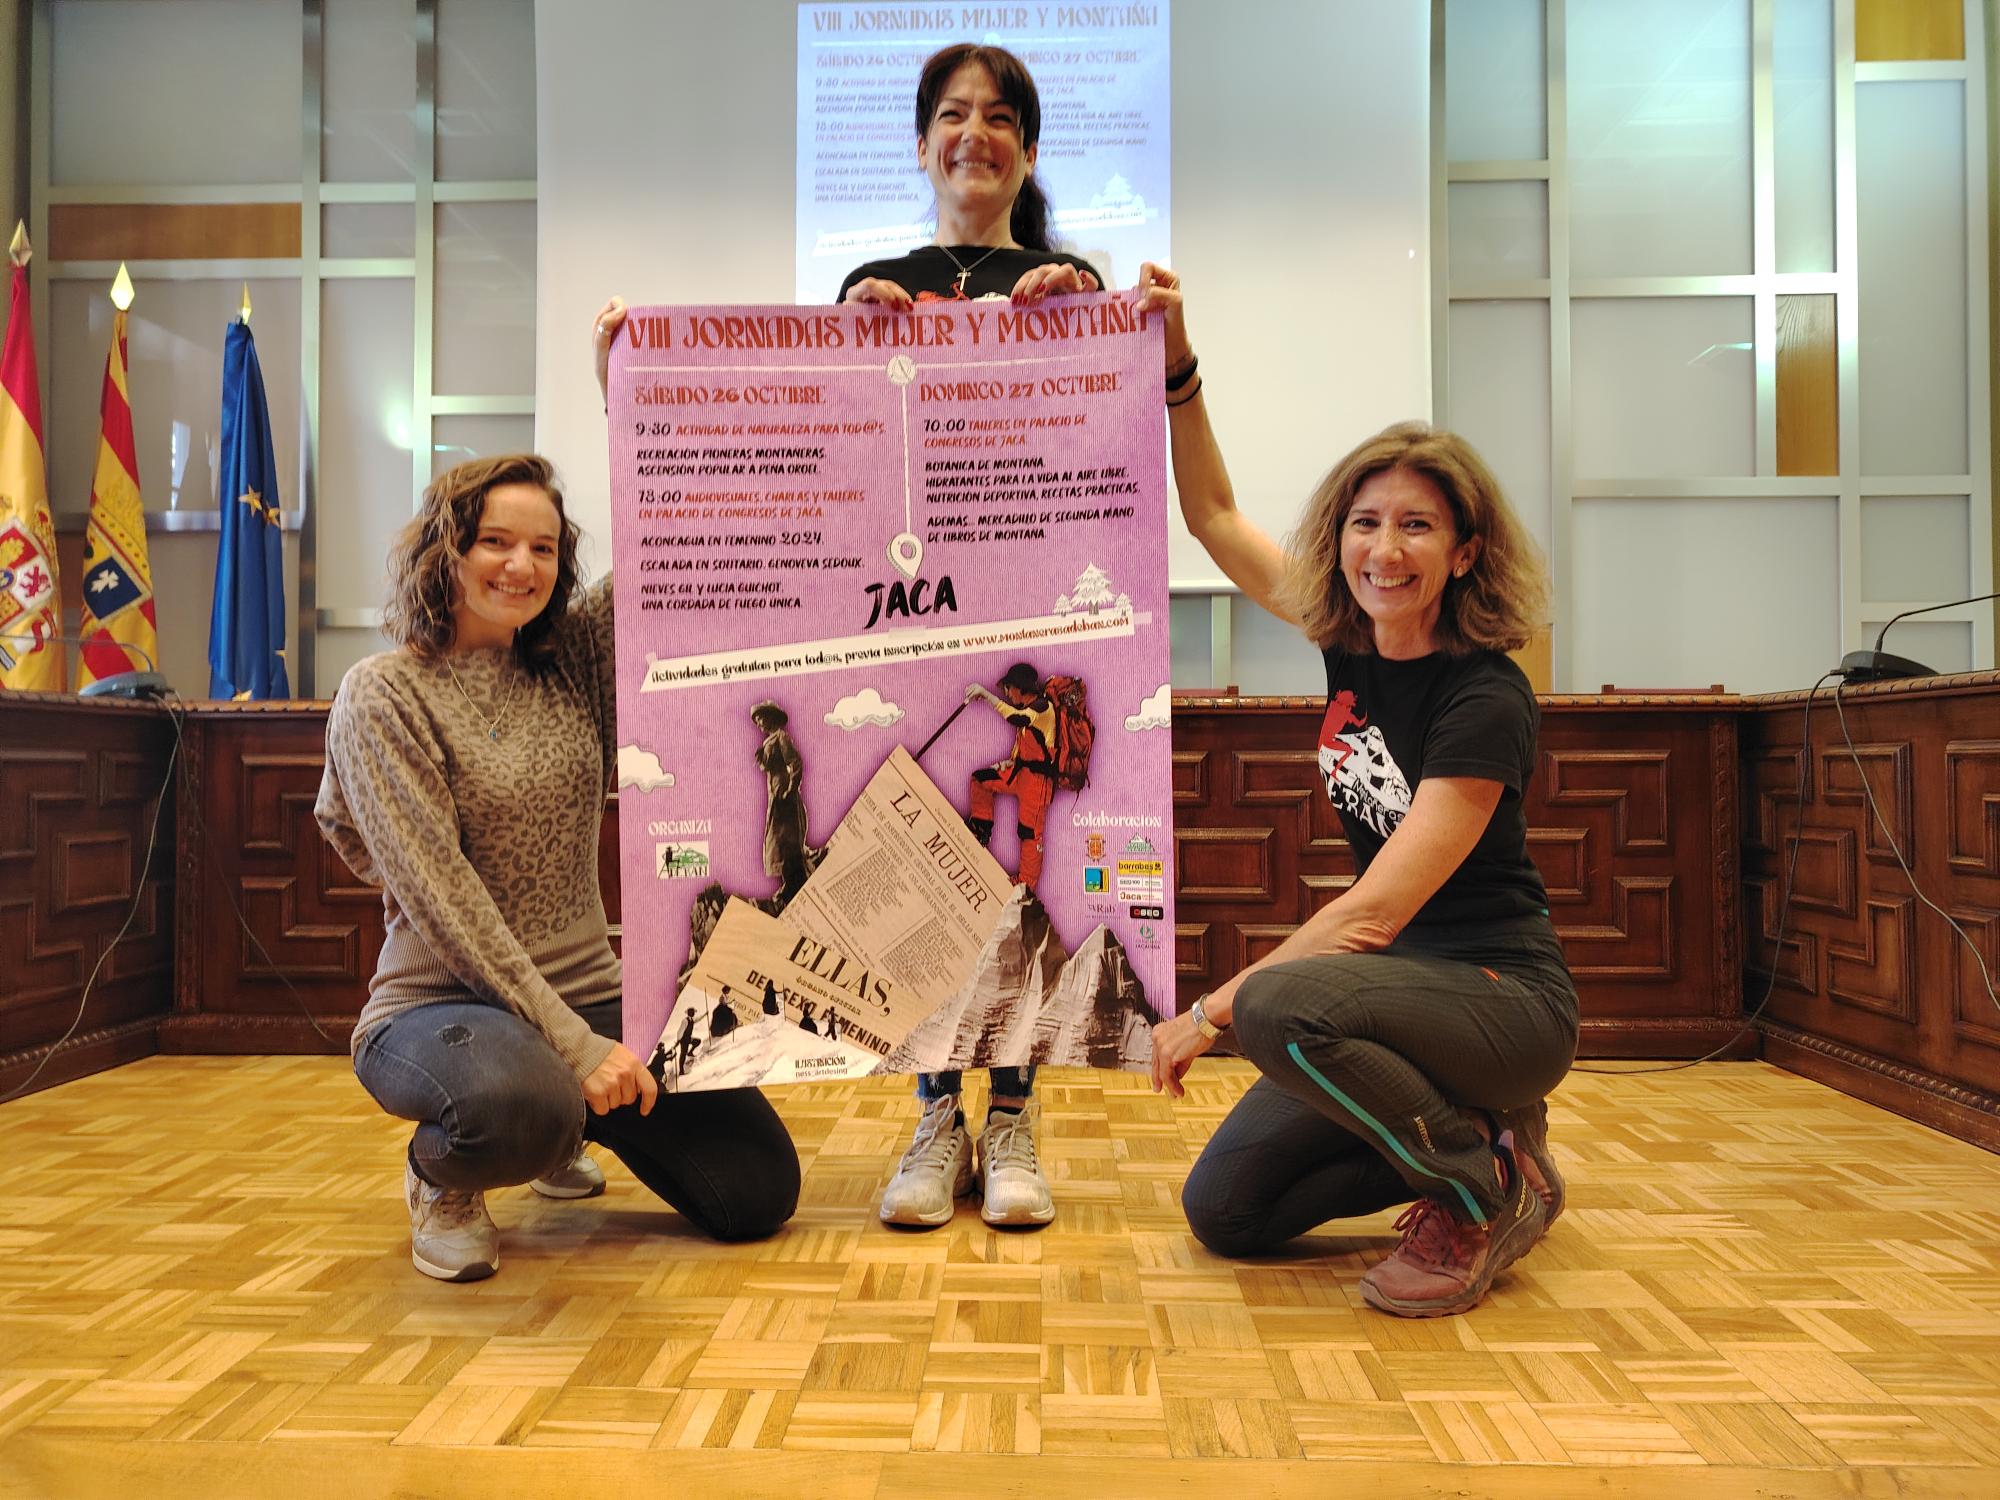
[1165,374,1204,408]
[1189,993,1226,1039]
[1164,352,1199,391]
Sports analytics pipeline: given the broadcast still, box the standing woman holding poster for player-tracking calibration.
[316,455,799,1283]
[592,43,1101,1233]
[1136,271,1577,1318]
[841,42,1101,1232]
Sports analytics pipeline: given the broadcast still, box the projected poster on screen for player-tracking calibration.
[796,2,1170,305]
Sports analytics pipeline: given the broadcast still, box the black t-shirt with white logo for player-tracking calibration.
[1318,645,1548,926]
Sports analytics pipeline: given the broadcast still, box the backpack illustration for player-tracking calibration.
[1043,674,1095,791]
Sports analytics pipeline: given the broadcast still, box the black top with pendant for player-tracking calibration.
[836,245,1103,305]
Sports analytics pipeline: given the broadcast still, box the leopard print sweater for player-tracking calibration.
[314,575,621,1079]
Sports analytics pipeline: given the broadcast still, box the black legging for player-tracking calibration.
[1182,915,1575,1255]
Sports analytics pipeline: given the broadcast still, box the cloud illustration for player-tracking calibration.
[617,744,676,792]
[824,687,904,731]
[1124,684,1172,732]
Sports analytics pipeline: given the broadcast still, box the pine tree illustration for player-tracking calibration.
[1071,564,1114,612]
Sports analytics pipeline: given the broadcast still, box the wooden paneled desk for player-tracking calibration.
[5,677,1997,1146]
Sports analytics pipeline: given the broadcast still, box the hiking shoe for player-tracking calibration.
[1358,1133,1546,1318]
[530,1149,606,1200]
[1496,1100,1564,1225]
[405,1158,499,1282]
[879,1093,975,1227]
[978,1102,1055,1227]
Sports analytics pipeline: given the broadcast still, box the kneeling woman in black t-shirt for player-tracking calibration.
[1137,269,1578,1318]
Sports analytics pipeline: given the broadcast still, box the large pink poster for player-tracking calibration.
[606,293,1172,1090]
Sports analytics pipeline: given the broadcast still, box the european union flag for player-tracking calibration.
[207,318,289,699]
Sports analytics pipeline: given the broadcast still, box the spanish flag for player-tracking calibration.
[77,265,158,687]
[0,223,63,692]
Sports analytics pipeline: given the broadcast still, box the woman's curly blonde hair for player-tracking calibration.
[382,453,581,669]
[1275,421,1549,655]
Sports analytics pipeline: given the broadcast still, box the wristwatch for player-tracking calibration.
[1189,993,1226,1040]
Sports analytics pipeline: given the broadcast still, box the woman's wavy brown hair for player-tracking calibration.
[382,453,581,670]
[1275,422,1549,656]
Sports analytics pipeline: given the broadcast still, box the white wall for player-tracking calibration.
[1,0,20,231]
[534,0,1432,593]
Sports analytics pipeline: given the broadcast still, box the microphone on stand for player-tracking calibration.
[0,631,171,699]
[1838,591,2000,684]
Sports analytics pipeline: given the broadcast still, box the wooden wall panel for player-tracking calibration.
[158,700,1754,1061]
[1776,294,1838,477]
[20,678,1997,1143]
[1856,0,1964,61]
[47,202,301,262]
[161,709,374,1054]
[1168,696,1748,1057]
[1532,702,1744,1053]
[1745,677,2000,1148]
[0,695,177,1095]
[160,708,627,1050]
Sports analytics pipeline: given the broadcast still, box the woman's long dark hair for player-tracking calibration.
[915,42,1055,252]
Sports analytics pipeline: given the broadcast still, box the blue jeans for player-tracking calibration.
[353,997,799,1242]
[917,1067,1035,1103]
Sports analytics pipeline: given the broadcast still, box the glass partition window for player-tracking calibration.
[1774,0,1836,273]
[433,202,535,397]
[1439,0,1991,691]
[435,0,536,181]
[34,0,538,696]
[321,0,418,182]
[1572,495,1840,693]
[1573,299,1756,479]
[1567,0,1754,278]
[1443,0,1546,160]
[1856,81,1969,477]
[50,0,303,186]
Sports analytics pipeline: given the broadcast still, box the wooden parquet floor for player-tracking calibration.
[2,1056,1998,1500]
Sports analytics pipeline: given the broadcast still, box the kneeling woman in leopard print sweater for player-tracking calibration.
[315,453,799,1282]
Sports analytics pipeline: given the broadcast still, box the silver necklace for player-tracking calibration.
[444,655,517,742]
[936,243,1006,296]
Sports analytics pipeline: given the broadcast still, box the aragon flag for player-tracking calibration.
[0,225,63,691]
[207,316,289,699]
[77,269,160,688]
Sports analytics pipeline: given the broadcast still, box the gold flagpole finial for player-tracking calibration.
[110,263,135,311]
[239,282,252,325]
[7,222,29,268]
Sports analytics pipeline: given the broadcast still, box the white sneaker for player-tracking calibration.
[978,1102,1054,1227]
[405,1159,499,1282]
[879,1093,975,1227]
[530,1149,606,1199]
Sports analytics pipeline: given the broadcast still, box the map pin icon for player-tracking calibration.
[888,532,924,579]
